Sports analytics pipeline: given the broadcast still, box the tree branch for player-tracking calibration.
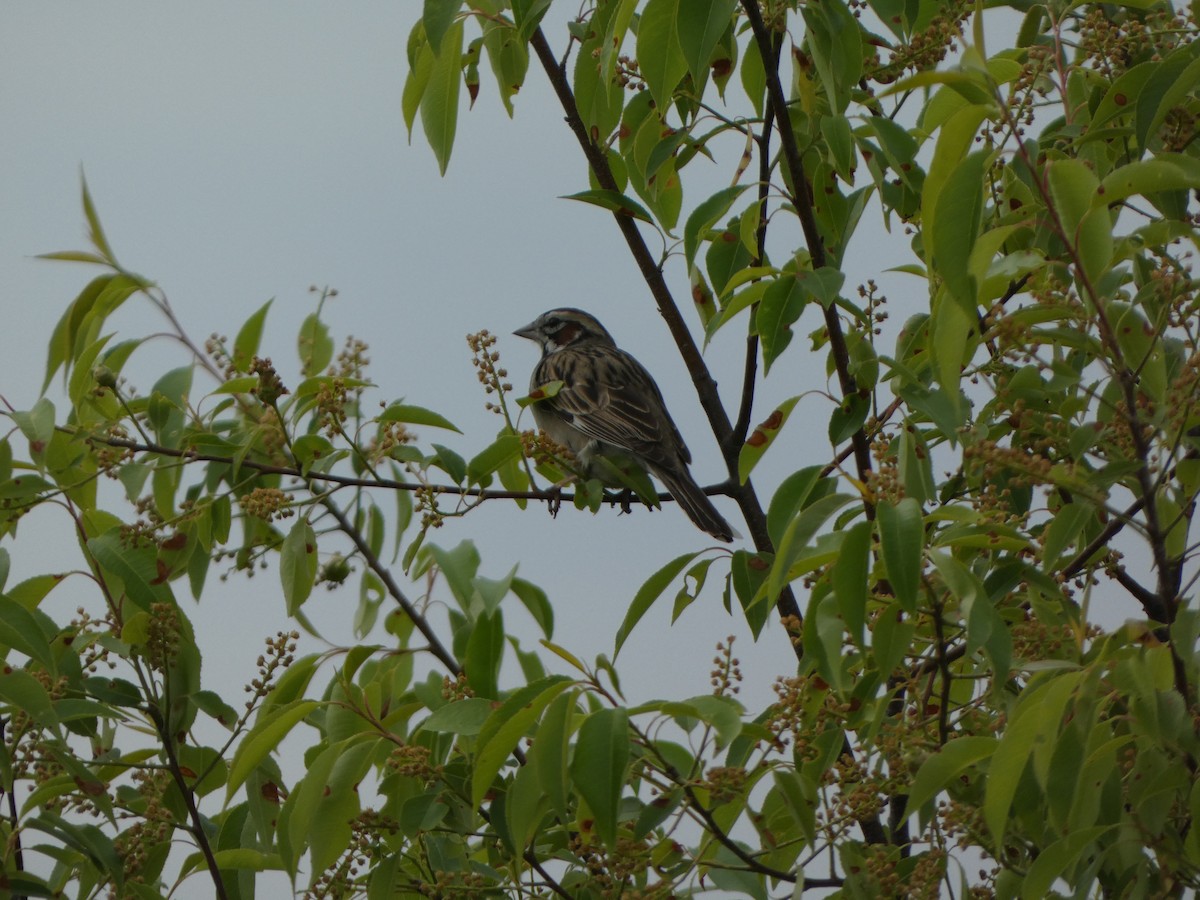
[527,26,808,651]
[321,498,462,674]
[738,0,876,500]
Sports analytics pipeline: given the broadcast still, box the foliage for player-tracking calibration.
[2,0,1200,897]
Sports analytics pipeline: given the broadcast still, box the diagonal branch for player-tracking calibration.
[527,27,808,651]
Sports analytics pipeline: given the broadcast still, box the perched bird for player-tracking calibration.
[513,308,734,542]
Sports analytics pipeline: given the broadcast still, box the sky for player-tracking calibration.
[0,3,958,894]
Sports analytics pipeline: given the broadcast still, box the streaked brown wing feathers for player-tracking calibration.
[534,346,690,467]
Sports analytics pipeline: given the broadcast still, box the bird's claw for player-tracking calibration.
[544,484,562,518]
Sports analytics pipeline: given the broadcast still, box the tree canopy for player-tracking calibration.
[2,0,1200,897]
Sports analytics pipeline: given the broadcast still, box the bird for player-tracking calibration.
[513,308,734,542]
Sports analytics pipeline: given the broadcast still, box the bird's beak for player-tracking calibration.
[513,321,539,340]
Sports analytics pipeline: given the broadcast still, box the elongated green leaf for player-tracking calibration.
[738,396,800,483]
[0,596,55,673]
[676,0,737,83]
[908,736,998,812]
[931,151,986,311]
[1022,825,1114,899]
[280,520,318,615]
[465,609,504,698]
[472,676,574,806]
[1097,154,1200,206]
[467,434,522,485]
[684,185,749,274]
[561,189,653,223]
[403,29,435,138]
[767,492,857,605]
[87,530,173,611]
[421,21,464,174]
[983,674,1076,847]
[420,697,493,735]
[298,313,334,377]
[637,0,688,109]
[423,0,460,52]
[81,173,115,264]
[832,520,871,648]
[529,688,575,819]
[570,708,629,848]
[233,299,273,373]
[756,276,808,372]
[1134,44,1200,151]
[615,552,701,657]
[227,700,318,799]
[0,668,57,725]
[877,497,923,613]
[379,402,461,432]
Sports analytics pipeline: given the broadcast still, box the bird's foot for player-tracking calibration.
[543,484,563,518]
[543,475,579,519]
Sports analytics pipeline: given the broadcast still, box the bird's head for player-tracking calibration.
[513,308,614,354]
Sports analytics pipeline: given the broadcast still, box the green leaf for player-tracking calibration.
[637,0,688,110]
[1047,159,1111,285]
[423,0,461,52]
[513,0,554,41]
[511,576,553,639]
[0,668,57,725]
[472,676,575,806]
[1097,154,1200,206]
[931,151,986,311]
[379,402,461,432]
[683,185,749,275]
[420,697,494,735]
[227,700,318,799]
[1134,43,1200,151]
[1022,825,1115,899]
[233,299,273,373]
[832,520,871,648]
[676,0,737,83]
[802,0,863,114]
[983,677,1066,847]
[87,529,173,611]
[403,27,435,138]
[570,708,629,848]
[280,520,318,615]
[12,398,57,448]
[907,736,998,812]
[467,434,522,485]
[81,173,115,264]
[768,492,857,605]
[421,21,464,174]
[738,396,800,484]
[877,497,923,613]
[465,609,504,698]
[561,189,654,223]
[756,275,808,372]
[529,688,575,819]
[614,552,701,657]
[739,33,766,117]
[0,596,55,673]
[298,312,334,376]
[28,813,123,889]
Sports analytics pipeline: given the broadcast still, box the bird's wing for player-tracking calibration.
[535,346,691,468]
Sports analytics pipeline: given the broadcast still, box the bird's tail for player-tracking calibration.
[655,467,735,542]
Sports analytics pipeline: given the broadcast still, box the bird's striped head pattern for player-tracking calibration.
[513,308,614,355]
